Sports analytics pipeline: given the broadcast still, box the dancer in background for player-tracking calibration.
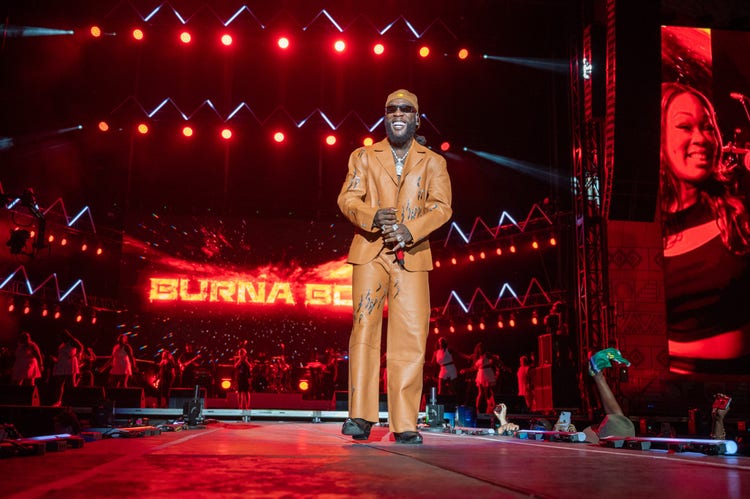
[157,350,178,408]
[109,334,136,388]
[234,348,252,410]
[51,329,83,405]
[11,331,43,387]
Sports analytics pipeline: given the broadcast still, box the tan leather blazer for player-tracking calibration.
[337,138,452,271]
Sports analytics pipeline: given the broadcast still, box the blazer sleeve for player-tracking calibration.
[403,154,452,244]
[337,148,379,233]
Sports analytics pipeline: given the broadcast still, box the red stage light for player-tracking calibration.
[433,326,439,335]
[509,244,516,253]
[61,238,68,246]
[435,260,441,268]
[325,134,336,146]
[137,123,149,135]
[497,319,504,329]
[132,28,144,41]
[278,37,290,49]
[91,315,97,325]
[467,323,474,332]
[479,251,486,259]
[532,241,539,249]
[23,303,30,315]
[451,257,457,265]
[419,46,430,58]
[220,379,232,390]
[98,121,109,132]
[182,126,193,137]
[479,321,486,330]
[273,131,285,143]
[549,237,557,246]
[221,128,233,140]
[180,31,192,44]
[469,254,475,262]
[440,142,450,152]
[363,137,374,147]
[221,33,233,46]
[373,43,385,55]
[509,317,516,327]
[96,248,103,256]
[76,313,83,323]
[458,48,469,60]
[41,308,48,318]
[81,243,88,252]
[333,39,346,53]
[48,235,55,243]
[7,302,14,312]
[90,26,101,38]
[496,248,502,256]
[298,380,310,392]
[54,308,61,319]
[449,324,455,333]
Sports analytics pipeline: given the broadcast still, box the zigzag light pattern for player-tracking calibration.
[0,266,88,305]
[444,203,554,246]
[119,4,457,39]
[111,96,441,134]
[440,277,552,316]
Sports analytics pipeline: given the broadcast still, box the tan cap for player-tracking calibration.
[385,89,418,112]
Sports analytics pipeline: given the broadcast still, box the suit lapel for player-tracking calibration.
[401,141,425,179]
[373,139,398,185]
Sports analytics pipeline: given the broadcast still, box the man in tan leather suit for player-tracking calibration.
[338,89,452,444]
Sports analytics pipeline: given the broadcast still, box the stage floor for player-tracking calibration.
[4,421,750,498]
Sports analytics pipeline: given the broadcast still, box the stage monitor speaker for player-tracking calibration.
[106,387,145,408]
[333,391,387,411]
[64,386,106,407]
[0,385,40,406]
[169,387,207,409]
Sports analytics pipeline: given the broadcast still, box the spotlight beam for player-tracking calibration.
[0,25,74,37]
[482,55,568,73]
[465,148,567,184]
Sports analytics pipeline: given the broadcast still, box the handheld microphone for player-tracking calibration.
[730,92,748,102]
[395,245,405,268]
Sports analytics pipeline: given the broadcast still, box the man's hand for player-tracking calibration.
[373,208,398,228]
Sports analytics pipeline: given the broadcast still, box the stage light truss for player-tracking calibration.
[106,97,441,135]
[5,195,97,234]
[106,4,458,40]
[0,265,88,305]
[439,277,555,316]
[442,203,556,246]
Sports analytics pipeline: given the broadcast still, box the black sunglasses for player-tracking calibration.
[385,104,417,114]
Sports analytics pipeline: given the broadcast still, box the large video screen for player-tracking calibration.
[661,26,750,375]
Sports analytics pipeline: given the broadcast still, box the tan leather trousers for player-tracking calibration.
[347,250,430,433]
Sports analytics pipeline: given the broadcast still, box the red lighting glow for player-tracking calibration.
[434,260,441,268]
[98,121,109,132]
[451,257,457,265]
[132,28,144,41]
[75,313,83,323]
[449,324,456,333]
[180,31,192,44]
[433,326,439,334]
[325,135,336,146]
[221,34,233,46]
[509,244,516,253]
[363,137,374,147]
[333,40,346,53]
[137,123,149,135]
[61,238,68,246]
[41,308,48,318]
[373,43,385,55]
[96,248,103,256]
[298,380,310,391]
[273,131,285,143]
[90,26,101,38]
[23,303,30,315]
[440,142,450,152]
[182,126,194,137]
[550,237,557,246]
[54,309,61,319]
[458,48,469,60]
[221,128,233,140]
[221,379,232,390]
[532,241,539,249]
[419,46,430,58]
[496,248,502,256]
[81,243,88,252]
[278,37,290,49]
